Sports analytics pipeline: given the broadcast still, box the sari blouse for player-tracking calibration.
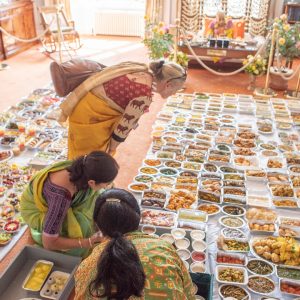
[74,231,195,300]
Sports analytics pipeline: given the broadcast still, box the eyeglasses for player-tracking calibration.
[166,70,187,84]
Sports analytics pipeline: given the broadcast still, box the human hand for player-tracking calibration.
[108,139,120,155]
[91,232,104,245]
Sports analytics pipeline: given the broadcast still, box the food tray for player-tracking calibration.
[218,236,250,254]
[219,216,245,229]
[247,195,271,208]
[140,208,177,228]
[218,284,250,300]
[165,190,197,211]
[276,265,300,281]
[216,250,247,267]
[198,189,221,204]
[278,216,300,228]
[22,260,53,292]
[247,220,277,235]
[40,271,70,299]
[247,275,276,296]
[221,205,246,217]
[272,198,299,209]
[177,208,208,224]
[0,245,81,299]
[280,278,300,297]
[246,258,275,276]
[197,203,220,217]
[127,183,150,194]
[216,265,248,286]
[221,228,247,240]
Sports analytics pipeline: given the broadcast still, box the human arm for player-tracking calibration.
[41,183,102,251]
[42,234,102,251]
[42,233,103,251]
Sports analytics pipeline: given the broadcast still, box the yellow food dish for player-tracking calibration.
[252,236,300,266]
[24,261,53,291]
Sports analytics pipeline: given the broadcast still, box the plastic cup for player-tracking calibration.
[0,127,4,137]
[191,251,206,263]
[141,225,156,235]
[171,228,186,240]
[175,238,190,250]
[192,240,207,252]
[192,282,198,295]
[18,123,25,133]
[190,262,205,273]
[160,233,175,244]
[28,126,36,137]
[151,233,159,238]
[176,248,191,261]
[12,146,20,156]
[190,230,205,241]
[18,137,25,151]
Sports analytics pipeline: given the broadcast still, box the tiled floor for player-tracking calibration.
[0,35,299,299]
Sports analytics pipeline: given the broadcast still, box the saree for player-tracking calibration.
[59,61,149,123]
[68,93,122,160]
[20,160,97,257]
[74,231,196,300]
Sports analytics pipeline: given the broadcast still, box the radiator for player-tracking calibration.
[94,10,144,36]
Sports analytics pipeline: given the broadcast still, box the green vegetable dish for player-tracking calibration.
[247,260,273,275]
[161,168,177,176]
[277,266,300,280]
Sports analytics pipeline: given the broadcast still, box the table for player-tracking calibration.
[178,42,258,67]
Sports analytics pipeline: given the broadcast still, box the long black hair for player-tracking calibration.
[66,151,119,191]
[89,188,145,299]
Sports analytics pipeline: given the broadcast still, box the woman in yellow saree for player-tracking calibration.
[74,189,195,299]
[58,60,187,159]
[20,151,119,257]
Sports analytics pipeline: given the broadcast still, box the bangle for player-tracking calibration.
[88,237,93,248]
[78,239,83,248]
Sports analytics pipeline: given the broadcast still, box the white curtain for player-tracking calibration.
[145,0,179,25]
[268,0,284,19]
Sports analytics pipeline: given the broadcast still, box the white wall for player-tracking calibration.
[33,0,46,35]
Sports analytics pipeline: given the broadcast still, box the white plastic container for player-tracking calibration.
[219,216,246,229]
[190,230,206,241]
[40,271,70,299]
[218,284,251,300]
[216,265,248,286]
[247,275,275,296]
[246,258,274,276]
[190,262,206,273]
[22,260,54,292]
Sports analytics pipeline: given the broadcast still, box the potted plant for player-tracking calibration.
[269,14,300,90]
[243,54,267,90]
[142,18,189,67]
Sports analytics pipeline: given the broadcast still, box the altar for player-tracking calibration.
[178,41,258,67]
